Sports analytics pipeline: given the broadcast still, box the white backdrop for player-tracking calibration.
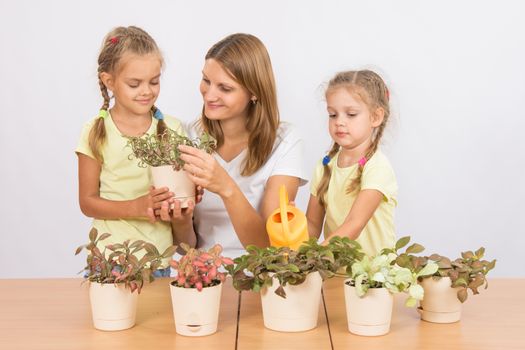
[1,0,523,278]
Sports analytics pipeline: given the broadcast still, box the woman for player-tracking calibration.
[152,33,307,257]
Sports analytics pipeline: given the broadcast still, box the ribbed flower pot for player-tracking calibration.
[344,280,393,336]
[169,281,222,336]
[150,165,195,208]
[89,282,138,331]
[419,277,462,323]
[260,271,322,332]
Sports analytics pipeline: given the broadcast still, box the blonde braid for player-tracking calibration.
[87,26,164,164]
[151,105,167,136]
[87,76,111,162]
[324,69,390,194]
[316,143,340,208]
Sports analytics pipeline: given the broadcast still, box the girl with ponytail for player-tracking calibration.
[306,70,398,256]
[76,26,185,274]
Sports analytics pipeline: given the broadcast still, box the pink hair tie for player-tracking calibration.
[358,157,367,167]
[109,36,119,44]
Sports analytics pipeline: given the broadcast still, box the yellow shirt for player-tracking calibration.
[76,113,185,266]
[310,150,398,256]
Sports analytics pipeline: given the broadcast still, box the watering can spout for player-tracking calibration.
[266,185,309,250]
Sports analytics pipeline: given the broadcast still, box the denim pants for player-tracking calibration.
[153,267,171,278]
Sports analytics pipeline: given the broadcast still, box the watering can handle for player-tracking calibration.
[279,185,291,246]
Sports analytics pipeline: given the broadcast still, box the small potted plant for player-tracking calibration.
[227,238,352,332]
[169,243,233,337]
[127,129,216,208]
[341,236,438,336]
[417,247,496,323]
[75,228,177,331]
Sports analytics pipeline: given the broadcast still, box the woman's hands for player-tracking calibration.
[178,145,235,198]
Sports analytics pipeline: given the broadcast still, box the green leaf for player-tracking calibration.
[457,288,468,303]
[75,245,84,256]
[99,233,111,241]
[475,247,485,259]
[275,285,286,298]
[395,254,410,268]
[395,236,411,251]
[405,243,425,255]
[161,245,178,258]
[287,264,300,273]
[89,228,98,242]
[417,262,439,278]
[486,259,496,272]
[461,251,474,260]
[453,277,468,287]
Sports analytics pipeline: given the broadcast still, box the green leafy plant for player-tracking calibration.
[227,238,357,298]
[75,228,177,293]
[344,236,439,307]
[170,243,234,291]
[425,248,496,302]
[127,129,216,170]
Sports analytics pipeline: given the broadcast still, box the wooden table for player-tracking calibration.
[0,278,523,349]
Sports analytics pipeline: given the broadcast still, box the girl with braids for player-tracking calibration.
[76,26,185,274]
[151,33,308,258]
[306,70,398,256]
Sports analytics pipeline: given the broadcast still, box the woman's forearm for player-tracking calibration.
[220,183,270,248]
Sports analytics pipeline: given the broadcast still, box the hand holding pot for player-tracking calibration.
[178,145,235,197]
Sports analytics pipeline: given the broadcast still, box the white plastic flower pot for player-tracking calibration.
[419,277,462,323]
[260,271,322,332]
[150,165,195,208]
[170,281,223,336]
[89,282,138,331]
[344,280,393,336]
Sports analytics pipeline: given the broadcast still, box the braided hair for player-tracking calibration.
[89,26,166,162]
[316,70,390,207]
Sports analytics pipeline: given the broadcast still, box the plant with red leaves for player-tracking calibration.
[75,228,177,293]
[170,243,234,291]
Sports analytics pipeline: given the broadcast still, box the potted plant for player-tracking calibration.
[417,247,496,323]
[75,228,177,331]
[169,243,233,337]
[227,238,352,332]
[127,129,216,208]
[341,236,438,336]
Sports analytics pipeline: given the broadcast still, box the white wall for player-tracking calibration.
[1,0,523,278]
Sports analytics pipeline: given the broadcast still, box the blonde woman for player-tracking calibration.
[151,33,307,257]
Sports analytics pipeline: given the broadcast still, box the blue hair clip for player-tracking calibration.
[153,109,164,121]
[322,155,331,166]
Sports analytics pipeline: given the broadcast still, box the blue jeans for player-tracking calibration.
[153,267,171,278]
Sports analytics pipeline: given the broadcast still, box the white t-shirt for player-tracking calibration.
[191,122,308,258]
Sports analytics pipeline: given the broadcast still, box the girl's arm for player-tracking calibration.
[179,145,300,248]
[323,189,383,242]
[305,194,326,239]
[78,153,169,220]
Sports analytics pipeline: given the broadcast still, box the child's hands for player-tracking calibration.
[157,199,196,224]
[146,186,174,222]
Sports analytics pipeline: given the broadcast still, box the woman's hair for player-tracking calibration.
[89,26,166,163]
[200,33,280,176]
[316,70,390,207]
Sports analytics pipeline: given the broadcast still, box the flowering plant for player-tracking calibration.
[170,243,234,291]
[75,228,177,293]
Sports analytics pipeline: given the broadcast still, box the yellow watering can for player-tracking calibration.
[266,185,309,250]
